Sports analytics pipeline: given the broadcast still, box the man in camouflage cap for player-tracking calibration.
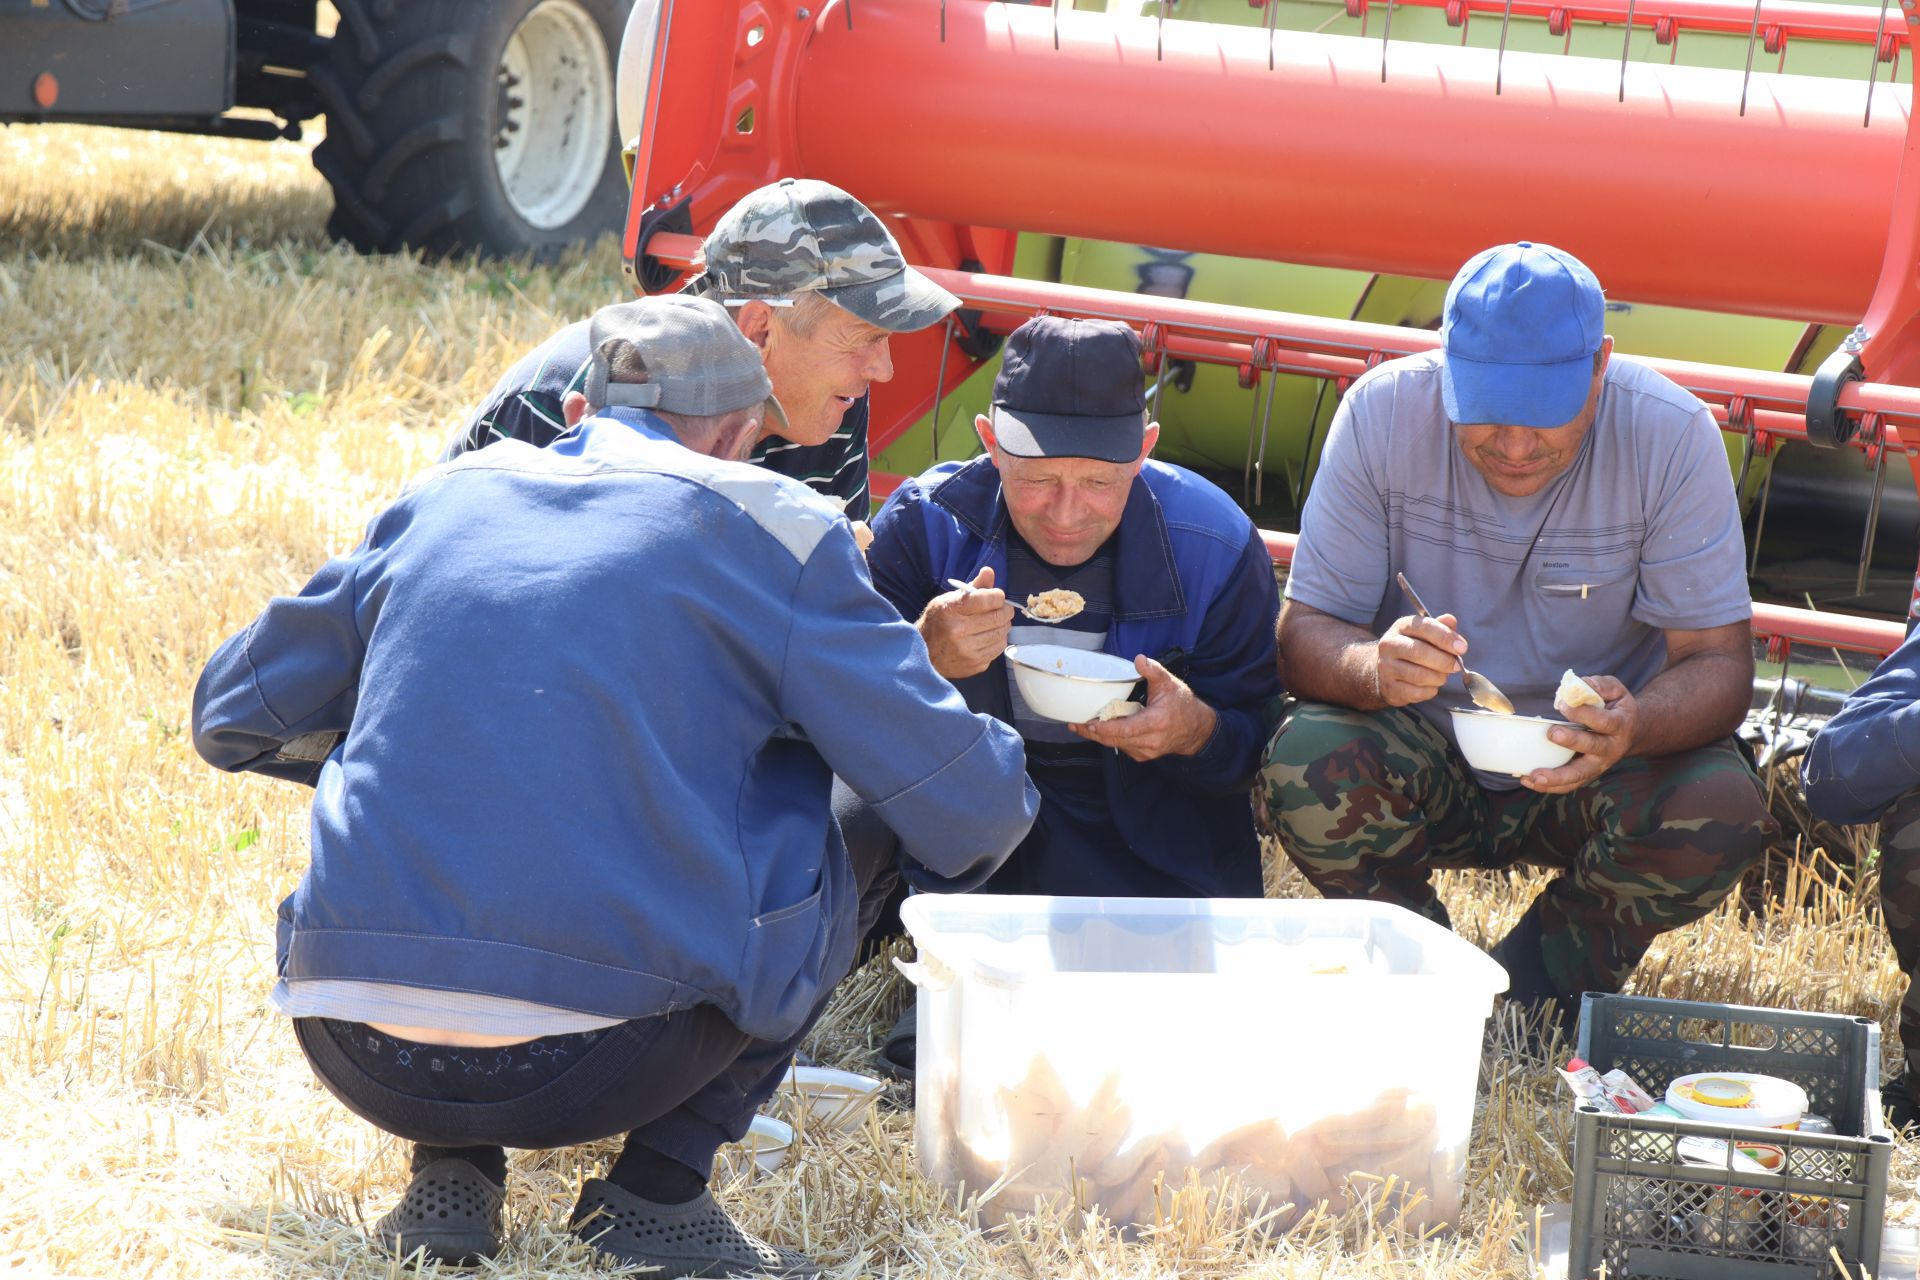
[442,177,961,518]
[691,175,956,333]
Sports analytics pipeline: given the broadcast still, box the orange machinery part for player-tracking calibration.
[789,1,1906,325]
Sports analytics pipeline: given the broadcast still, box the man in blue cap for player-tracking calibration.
[863,315,1282,1071]
[1256,242,1771,1041]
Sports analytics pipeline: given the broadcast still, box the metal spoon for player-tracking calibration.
[1394,572,1515,715]
[945,577,1073,623]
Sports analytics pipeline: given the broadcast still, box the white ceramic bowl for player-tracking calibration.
[782,1065,885,1132]
[718,1114,795,1178]
[1449,708,1577,777]
[1005,644,1142,723]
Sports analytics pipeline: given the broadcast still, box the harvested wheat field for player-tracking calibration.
[3,121,1918,1280]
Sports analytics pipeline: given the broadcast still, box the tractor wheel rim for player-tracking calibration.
[493,0,614,232]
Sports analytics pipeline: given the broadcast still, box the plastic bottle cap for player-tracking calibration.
[1686,1076,1756,1107]
[1566,1058,1589,1071]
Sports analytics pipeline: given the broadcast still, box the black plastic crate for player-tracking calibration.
[1567,993,1893,1280]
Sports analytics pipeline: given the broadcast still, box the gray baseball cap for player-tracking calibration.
[688,177,960,333]
[585,294,787,431]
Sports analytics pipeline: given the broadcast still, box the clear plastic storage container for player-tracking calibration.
[899,894,1509,1229]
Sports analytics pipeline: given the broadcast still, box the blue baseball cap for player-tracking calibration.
[1441,242,1605,428]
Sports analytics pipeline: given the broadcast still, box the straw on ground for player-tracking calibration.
[2,120,1916,1279]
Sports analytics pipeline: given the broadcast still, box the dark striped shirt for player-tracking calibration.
[441,319,871,516]
[990,534,1132,895]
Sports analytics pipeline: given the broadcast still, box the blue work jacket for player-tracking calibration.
[867,456,1282,898]
[193,410,1037,1042]
[1804,626,1920,826]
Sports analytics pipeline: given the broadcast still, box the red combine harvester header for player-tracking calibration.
[615,0,1919,662]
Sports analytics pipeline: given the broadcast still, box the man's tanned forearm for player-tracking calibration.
[1276,602,1390,711]
[1625,623,1753,757]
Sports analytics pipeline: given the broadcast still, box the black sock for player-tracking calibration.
[413,1143,508,1187]
[608,1141,707,1204]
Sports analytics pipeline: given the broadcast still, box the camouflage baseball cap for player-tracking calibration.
[690,178,960,333]
[585,294,787,431]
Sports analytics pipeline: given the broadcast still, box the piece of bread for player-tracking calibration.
[849,520,874,554]
[1093,699,1141,721]
[1554,669,1605,715]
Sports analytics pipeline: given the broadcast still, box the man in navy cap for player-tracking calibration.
[1257,242,1771,1041]
[865,315,1280,942]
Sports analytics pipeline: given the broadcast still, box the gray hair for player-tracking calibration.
[713,289,840,340]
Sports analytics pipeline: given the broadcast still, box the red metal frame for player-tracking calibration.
[1333,0,1909,48]
[647,230,1908,659]
[622,0,1920,659]
[646,230,1920,446]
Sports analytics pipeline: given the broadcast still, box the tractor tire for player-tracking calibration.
[312,0,630,260]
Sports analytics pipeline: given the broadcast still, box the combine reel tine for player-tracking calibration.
[1242,366,1262,509]
[1748,443,1777,577]
[1496,0,1514,93]
[1297,380,1332,509]
[1735,413,1758,495]
[940,0,945,42]
[844,0,852,31]
[1381,0,1396,80]
[929,315,956,467]
[1267,0,1279,70]
[1858,415,1889,595]
[1146,335,1171,417]
[1739,0,1762,116]
[1254,357,1279,507]
[1866,0,1893,126]
[1055,0,1062,51]
[1619,0,1637,101]
[1241,338,1279,509]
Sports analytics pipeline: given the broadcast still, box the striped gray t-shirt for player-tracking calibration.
[1286,352,1751,789]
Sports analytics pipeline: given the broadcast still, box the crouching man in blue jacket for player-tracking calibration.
[862,316,1282,1071]
[1803,628,1920,1130]
[192,295,1038,1277]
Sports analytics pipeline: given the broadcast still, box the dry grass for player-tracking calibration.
[3,122,1917,1279]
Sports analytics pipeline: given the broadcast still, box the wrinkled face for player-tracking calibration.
[1453,347,1610,498]
[753,299,895,448]
[977,416,1159,567]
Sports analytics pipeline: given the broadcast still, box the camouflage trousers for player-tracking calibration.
[1255,701,1773,998]
[1874,790,1920,1067]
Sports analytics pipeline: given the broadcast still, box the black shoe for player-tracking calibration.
[1886,1066,1920,1133]
[372,1157,505,1267]
[873,1001,916,1083]
[1488,905,1586,1055]
[569,1178,819,1278]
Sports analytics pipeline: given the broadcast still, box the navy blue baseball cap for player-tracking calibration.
[989,317,1147,463]
[1441,242,1606,428]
